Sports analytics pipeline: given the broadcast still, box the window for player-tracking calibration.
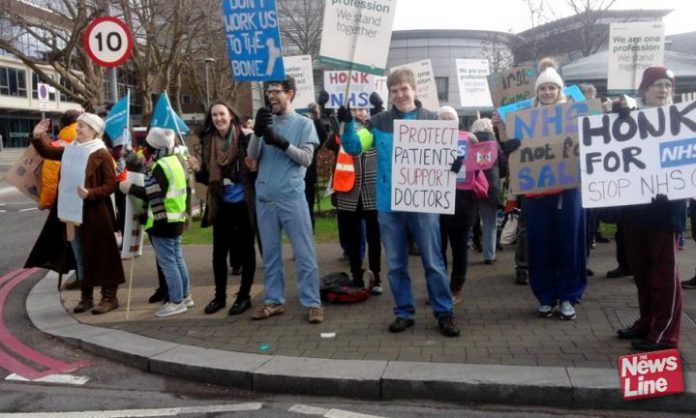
[0,66,27,97]
[435,77,448,102]
[182,95,192,105]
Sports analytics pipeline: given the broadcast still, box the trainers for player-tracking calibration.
[251,303,285,320]
[307,307,324,324]
[370,285,383,296]
[438,314,461,337]
[559,301,576,320]
[682,275,696,289]
[537,304,555,318]
[365,271,383,295]
[183,295,194,308]
[388,317,414,333]
[155,302,188,318]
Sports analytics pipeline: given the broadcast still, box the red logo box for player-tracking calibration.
[618,349,684,401]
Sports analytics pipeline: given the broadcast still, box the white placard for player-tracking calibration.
[318,0,397,75]
[283,55,315,111]
[579,100,696,208]
[390,59,439,112]
[607,22,665,92]
[121,171,145,259]
[391,119,459,214]
[57,146,90,224]
[323,70,388,109]
[456,59,493,108]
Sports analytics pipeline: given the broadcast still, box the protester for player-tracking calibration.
[617,66,685,351]
[120,128,192,317]
[193,101,257,316]
[305,102,328,230]
[26,114,125,314]
[339,68,460,337]
[682,199,696,288]
[330,105,382,294]
[438,106,477,306]
[247,76,324,324]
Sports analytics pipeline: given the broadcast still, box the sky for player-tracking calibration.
[392,0,693,36]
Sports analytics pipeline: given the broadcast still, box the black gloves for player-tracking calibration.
[317,90,330,107]
[254,107,273,137]
[651,193,670,206]
[263,128,289,151]
[501,138,521,155]
[617,106,631,120]
[450,156,464,173]
[337,105,353,123]
[369,92,383,110]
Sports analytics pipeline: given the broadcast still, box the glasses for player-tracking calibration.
[266,89,287,96]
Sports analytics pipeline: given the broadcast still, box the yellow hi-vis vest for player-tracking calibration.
[145,155,187,230]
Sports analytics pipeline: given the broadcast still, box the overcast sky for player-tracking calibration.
[392,0,692,36]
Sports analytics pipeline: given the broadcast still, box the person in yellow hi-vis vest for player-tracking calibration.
[120,128,192,318]
[328,107,382,294]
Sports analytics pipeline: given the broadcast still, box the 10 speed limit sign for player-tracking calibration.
[83,16,133,67]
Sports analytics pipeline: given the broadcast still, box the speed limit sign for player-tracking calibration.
[83,16,133,68]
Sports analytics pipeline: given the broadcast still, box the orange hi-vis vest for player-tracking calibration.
[333,137,355,192]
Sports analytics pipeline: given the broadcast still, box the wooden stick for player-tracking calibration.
[125,257,135,320]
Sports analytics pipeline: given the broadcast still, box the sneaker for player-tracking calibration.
[365,271,383,295]
[307,307,324,324]
[389,317,415,333]
[678,232,687,250]
[183,295,194,308]
[251,303,285,320]
[559,301,576,320]
[156,302,188,318]
[681,275,696,289]
[370,285,383,296]
[438,314,460,337]
[606,266,631,278]
[537,304,554,318]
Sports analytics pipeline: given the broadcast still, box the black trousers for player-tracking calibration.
[337,207,381,285]
[440,190,476,292]
[213,200,256,300]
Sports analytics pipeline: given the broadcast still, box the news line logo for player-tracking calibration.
[618,349,684,401]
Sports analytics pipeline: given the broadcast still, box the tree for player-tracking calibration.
[481,34,515,73]
[276,0,325,56]
[564,0,617,57]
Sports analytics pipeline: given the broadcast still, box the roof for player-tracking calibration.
[562,49,696,81]
[391,29,523,45]
[667,32,696,56]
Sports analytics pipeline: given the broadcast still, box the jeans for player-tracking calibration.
[378,211,453,319]
[70,225,84,282]
[256,194,320,308]
[478,202,499,261]
[150,235,191,304]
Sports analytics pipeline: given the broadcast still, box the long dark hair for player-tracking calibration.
[198,100,240,138]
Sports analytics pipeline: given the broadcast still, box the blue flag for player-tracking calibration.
[150,92,190,135]
[104,93,130,147]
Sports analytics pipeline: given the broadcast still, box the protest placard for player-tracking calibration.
[579,100,696,208]
[505,99,603,194]
[283,55,315,112]
[121,171,145,259]
[319,0,397,75]
[323,70,388,109]
[607,21,665,93]
[391,119,459,214]
[456,59,493,109]
[5,145,42,203]
[455,140,499,187]
[57,145,90,224]
[487,65,537,108]
[390,59,439,111]
[221,0,285,81]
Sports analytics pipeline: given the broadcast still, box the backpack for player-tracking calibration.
[319,272,369,303]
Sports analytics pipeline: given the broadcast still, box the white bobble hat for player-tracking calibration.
[146,127,175,150]
[77,112,105,135]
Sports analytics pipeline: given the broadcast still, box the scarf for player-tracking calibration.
[206,124,239,224]
[72,137,107,155]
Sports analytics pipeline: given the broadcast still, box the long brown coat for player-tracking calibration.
[25,134,125,288]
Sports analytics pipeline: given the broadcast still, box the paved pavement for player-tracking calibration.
[25,235,696,411]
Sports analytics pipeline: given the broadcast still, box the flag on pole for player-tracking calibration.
[150,92,190,135]
[104,92,131,147]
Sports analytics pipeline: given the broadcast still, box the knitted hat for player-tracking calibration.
[639,66,675,93]
[77,112,105,135]
[146,127,175,150]
[470,118,494,134]
[534,58,564,91]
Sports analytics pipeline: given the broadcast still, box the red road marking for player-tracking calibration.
[0,268,91,378]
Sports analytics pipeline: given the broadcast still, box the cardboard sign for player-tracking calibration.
[121,171,145,259]
[57,145,90,224]
[487,66,537,108]
[619,349,684,401]
[497,85,586,121]
[221,0,285,81]
[283,55,315,112]
[455,59,493,109]
[607,22,665,93]
[318,0,397,75]
[323,70,387,109]
[579,100,696,208]
[391,119,459,214]
[505,99,603,194]
[5,145,42,203]
[390,59,439,111]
